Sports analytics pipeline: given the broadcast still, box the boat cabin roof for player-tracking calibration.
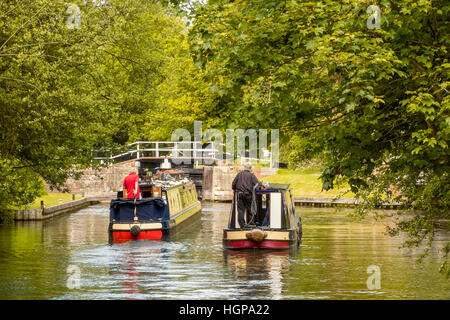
[256,183,290,193]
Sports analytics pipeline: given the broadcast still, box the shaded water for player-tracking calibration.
[0,202,448,299]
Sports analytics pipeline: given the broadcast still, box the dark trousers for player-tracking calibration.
[237,192,252,228]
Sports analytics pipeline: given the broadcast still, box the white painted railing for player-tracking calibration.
[94,141,275,167]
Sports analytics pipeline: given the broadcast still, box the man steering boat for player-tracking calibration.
[231,163,262,228]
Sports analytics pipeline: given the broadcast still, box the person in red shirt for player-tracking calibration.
[123,168,141,199]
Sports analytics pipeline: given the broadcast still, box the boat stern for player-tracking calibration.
[223,228,297,249]
[109,221,169,242]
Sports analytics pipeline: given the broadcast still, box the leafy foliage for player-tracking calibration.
[189,0,449,274]
[0,0,113,209]
[0,0,214,210]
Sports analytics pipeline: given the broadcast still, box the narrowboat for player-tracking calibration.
[109,171,201,243]
[223,183,302,249]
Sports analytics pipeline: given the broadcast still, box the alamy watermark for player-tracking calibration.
[366,265,381,290]
[67,265,81,289]
[64,1,107,29]
[65,5,81,30]
[367,5,381,30]
[170,121,279,167]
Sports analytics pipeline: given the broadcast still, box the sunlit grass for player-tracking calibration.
[261,168,355,198]
[21,193,85,209]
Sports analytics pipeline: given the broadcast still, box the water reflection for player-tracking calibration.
[0,203,448,299]
[223,249,294,299]
[115,242,170,298]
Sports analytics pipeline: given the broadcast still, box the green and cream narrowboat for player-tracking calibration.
[109,173,201,242]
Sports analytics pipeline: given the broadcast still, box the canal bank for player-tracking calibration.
[13,195,111,221]
[293,197,401,209]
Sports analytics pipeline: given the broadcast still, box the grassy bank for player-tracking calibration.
[1,193,84,223]
[261,168,354,198]
[21,193,85,209]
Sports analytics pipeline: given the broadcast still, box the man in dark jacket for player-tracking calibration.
[232,163,261,228]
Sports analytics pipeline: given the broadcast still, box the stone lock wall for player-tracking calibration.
[46,161,136,197]
[47,160,275,200]
[201,163,270,201]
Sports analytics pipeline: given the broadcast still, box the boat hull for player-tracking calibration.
[224,239,291,249]
[111,230,166,242]
[223,229,300,250]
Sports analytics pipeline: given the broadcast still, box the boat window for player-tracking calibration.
[255,193,268,226]
[262,194,270,227]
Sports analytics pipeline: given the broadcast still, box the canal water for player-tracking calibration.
[0,202,448,299]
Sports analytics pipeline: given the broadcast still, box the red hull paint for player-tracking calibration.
[112,230,163,241]
[224,239,291,249]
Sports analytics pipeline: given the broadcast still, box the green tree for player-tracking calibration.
[82,0,216,143]
[0,0,116,209]
[189,0,449,275]
[0,0,214,210]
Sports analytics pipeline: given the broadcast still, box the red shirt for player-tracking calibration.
[123,173,140,199]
